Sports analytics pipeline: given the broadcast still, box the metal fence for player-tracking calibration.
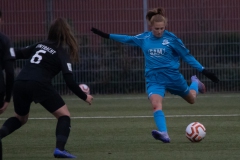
[1,0,240,94]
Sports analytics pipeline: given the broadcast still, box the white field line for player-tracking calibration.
[0,114,239,120]
[65,94,240,100]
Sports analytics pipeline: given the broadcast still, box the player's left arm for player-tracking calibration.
[171,39,219,83]
[171,39,203,71]
[58,51,89,102]
[63,73,87,101]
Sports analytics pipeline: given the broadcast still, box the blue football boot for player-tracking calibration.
[152,130,170,143]
[54,148,77,158]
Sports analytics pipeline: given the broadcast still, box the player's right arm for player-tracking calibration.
[91,27,142,46]
[15,44,37,59]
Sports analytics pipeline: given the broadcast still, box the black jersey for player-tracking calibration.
[0,32,15,93]
[15,40,87,101]
[16,40,73,83]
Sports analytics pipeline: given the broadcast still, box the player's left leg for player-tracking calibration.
[190,75,206,94]
[167,73,205,104]
[0,116,22,160]
[0,80,30,144]
[182,75,206,104]
[0,114,24,141]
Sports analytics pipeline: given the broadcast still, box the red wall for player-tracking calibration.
[1,0,240,42]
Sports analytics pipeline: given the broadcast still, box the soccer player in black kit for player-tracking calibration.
[0,9,15,160]
[0,17,93,158]
[0,10,15,114]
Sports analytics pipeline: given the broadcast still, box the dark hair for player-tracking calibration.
[146,7,167,25]
[48,17,79,62]
[0,9,2,18]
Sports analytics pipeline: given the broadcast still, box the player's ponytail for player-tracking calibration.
[48,17,79,63]
[156,7,165,16]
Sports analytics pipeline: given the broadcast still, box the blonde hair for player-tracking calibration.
[48,17,79,62]
[146,7,167,25]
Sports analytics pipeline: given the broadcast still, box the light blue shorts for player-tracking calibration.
[146,71,189,98]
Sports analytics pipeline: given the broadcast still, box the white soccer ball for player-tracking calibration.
[186,122,206,142]
[79,84,90,95]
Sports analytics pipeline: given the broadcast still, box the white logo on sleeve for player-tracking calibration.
[67,63,72,71]
[9,48,16,57]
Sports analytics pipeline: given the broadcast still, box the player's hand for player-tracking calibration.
[0,102,9,114]
[91,27,110,39]
[202,69,219,83]
[85,95,93,105]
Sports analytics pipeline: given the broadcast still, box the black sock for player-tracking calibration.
[0,117,22,139]
[56,116,71,151]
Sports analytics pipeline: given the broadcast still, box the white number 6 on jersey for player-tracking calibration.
[30,50,46,64]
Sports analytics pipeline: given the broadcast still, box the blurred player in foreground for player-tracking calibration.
[0,9,16,160]
[0,17,93,158]
[91,7,219,143]
[0,9,15,115]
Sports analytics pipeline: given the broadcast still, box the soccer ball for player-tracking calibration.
[185,122,206,142]
[79,84,90,95]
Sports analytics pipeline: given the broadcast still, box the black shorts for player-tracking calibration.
[13,81,65,116]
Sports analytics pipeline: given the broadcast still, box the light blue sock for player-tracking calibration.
[153,110,167,132]
[189,81,198,94]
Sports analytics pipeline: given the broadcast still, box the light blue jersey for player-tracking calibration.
[110,30,204,77]
[110,30,204,97]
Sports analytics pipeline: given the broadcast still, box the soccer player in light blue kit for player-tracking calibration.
[91,7,219,143]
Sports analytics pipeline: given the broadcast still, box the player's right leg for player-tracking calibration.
[146,79,171,143]
[52,107,76,158]
[151,130,171,143]
[149,94,170,143]
[40,95,76,158]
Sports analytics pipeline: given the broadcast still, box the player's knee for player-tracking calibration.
[20,117,28,125]
[15,114,29,125]
[58,115,70,122]
[152,103,162,111]
[188,98,195,104]
[150,95,163,111]
[183,93,196,104]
